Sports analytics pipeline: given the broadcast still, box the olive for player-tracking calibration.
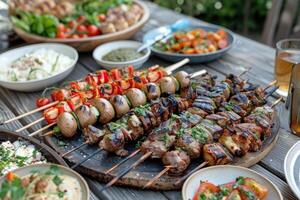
[57,112,77,138]
[126,88,147,107]
[110,95,130,118]
[175,71,190,89]
[92,98,115,124]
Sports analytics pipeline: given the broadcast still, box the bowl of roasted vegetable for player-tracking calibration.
[144,25,234,63]
[182,165,283,200]
[9,0,149,52]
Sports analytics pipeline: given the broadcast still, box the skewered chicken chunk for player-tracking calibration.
[83,125,106,144]
[219,129,243,157]
[203,143,233,166]
[175,133,201,159]
[162,150,191,174]
[140,134,176,159]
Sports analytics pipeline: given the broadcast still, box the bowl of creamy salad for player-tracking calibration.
[0,43,78,91]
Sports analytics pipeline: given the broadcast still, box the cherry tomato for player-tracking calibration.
[98,14,106,22]
[76,25,87,33]
[56,31,66,39]
[36,97,51,107]
[71,34,80,39]
[79,34,88,38]
[57,24,66,33]
[68,20,77,28]
[44,107,59,124]
[77,15,86,23]
[6,172,15,182]
[87,25,100,36]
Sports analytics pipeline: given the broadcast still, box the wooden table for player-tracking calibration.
[0,1,298,200]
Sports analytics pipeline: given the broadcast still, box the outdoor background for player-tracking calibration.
[151,0,272,41]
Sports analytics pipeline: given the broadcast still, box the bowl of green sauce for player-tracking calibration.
[93,40,151,69]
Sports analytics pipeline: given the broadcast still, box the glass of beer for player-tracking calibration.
[275,39,300,97]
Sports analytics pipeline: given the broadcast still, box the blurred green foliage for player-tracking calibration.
[152,0,272,33]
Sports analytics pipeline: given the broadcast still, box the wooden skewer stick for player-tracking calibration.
[165,58,190,75]
[15,117,45,132]
[143,165,173,189]
[1,101,58,125]
[271,97,284,108]
[190,70,207,78]
[264,86,279,99]
[28,122,56,137]
[61,141,89,157]
[174,161,208,186]
[100,152,152,192]
[71,148,104,169]
[263,80,277,91]
[105,149,141,174]
[238,67,252,78]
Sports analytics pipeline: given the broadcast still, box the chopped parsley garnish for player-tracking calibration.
[53,175,63,186]
[233,176,245,189]
[191,126,208,144]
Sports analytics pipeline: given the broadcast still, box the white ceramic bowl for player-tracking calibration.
[0,43,78,92]
[284,141,300,199]
[93,40,150,70]
[0,163,90,200]
[182,165,283,200]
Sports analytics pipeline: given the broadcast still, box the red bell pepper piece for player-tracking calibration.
[70,81,81,91]
[97,70,110,84]
[51,89,71,101]
[111,69,121,80]
[44,107,59,124]
[67,94,83,111]
[56,101,72,114]
[118,80,131,91]
[112,82,123,95]
[85,74,98,87]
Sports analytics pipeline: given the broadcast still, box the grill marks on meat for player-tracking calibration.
[162,150,191,174]
[203,143,233,166]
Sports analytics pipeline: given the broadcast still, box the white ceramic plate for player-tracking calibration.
[0,43,78,92]
[182,165,283,200]
[0,163,89,199]
[93,40,150,70]
[284,141,300,199]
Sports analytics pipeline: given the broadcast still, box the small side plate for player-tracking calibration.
[182,165,283,200]
[284,141,300,199]
[0,163,90,200]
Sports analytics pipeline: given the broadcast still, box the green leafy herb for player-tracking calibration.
[0,177,26,200]
[233,176,245,189]
[161,133,171,145]
[191,125,208,144]
[53,175,63,186]
[224,102,234,111]
[58,191,66,198]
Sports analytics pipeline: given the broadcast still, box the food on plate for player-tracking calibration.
[0,165,82,200]
[154,28,229,54]
[102,48,146,62]
[193,176,268,200]
[10,0,144,39]
[49,68,276,174]
[0,140,46,175]
[43,70,192,139]
[0,49,74,82]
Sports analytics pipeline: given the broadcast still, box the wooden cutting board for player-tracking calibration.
[44,112,280,190]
